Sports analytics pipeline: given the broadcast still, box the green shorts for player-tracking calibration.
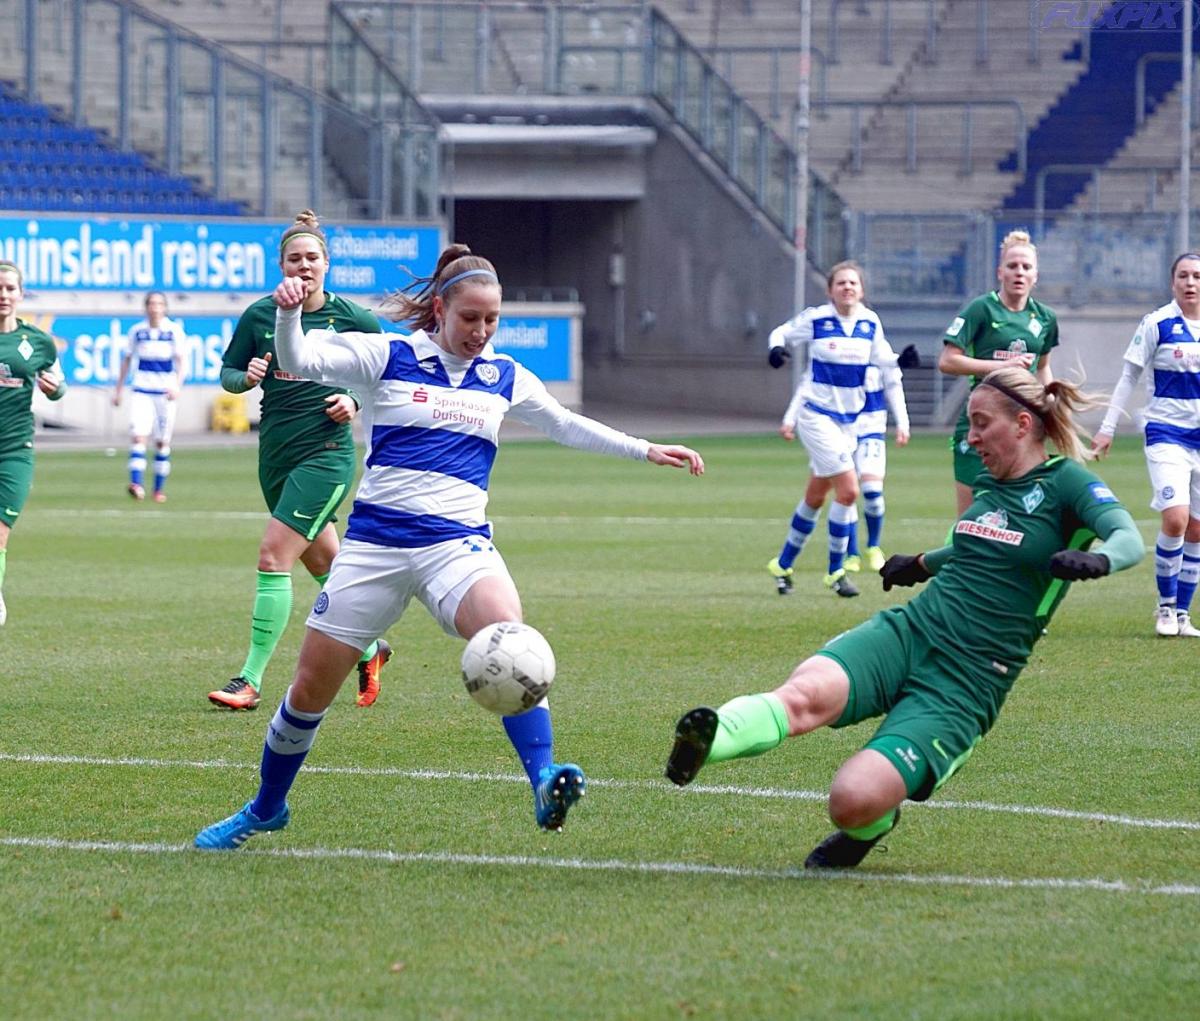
[818,607,1013,800]
[259,448,357,541]
[0,449,35,528]
[951,429,985,487]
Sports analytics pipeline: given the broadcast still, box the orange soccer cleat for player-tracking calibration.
[355,640,393,707]
[208,677,262,710]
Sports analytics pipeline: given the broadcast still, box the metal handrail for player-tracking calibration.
[813,97,1027,176]
[829,0,938,66]
[19,0,386,215]
[702,44,830,120]
[1135,51,1200,128]
[1033,162,1177,229]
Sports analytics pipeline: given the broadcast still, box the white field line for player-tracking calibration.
[33,508,1165,553]
[0,834,1196,897]
[2,752,1197,833]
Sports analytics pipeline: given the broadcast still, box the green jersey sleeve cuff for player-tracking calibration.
[220,366,252,393]
[923,545,955,574]
[1093,508,1144,574]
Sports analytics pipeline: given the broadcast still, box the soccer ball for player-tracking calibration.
[461,621,555,716]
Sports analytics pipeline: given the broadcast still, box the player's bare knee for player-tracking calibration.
[827,776,893,831]
[774,657,847,733]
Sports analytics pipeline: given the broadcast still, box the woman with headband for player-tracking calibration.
[1092,252,1200,637]
[940,229,1059,515]
[196,242,705,850]
[0,260,67,626]
[664,363,1141,870]
[208,210,393,712]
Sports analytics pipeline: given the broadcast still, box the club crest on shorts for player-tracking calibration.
[313,592,330,615]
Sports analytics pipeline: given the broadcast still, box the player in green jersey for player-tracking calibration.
[940,229,1059,514]
[207,211,392,711]
[0,261,67,626]
[665,363,1144,869]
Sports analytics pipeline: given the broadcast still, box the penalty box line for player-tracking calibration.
[1,834,1198,899]
[2,751,1198,833]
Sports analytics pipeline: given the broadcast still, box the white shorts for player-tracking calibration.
[796,406,857,478]
[306,535,515,650]
[854,436,887,480]
[129,391,176,443]
[1146,443,1200,512]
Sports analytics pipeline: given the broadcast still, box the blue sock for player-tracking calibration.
[1155,532,1184,604]
[250,688,325,820]
[778,501,821,570]
[503,705,554,786]
[828,501,858,575]
[846,519,860,558]
[1177,542,1200,612]
[863,487,884,547]
[129,444,146,487]
[154,446,171,494]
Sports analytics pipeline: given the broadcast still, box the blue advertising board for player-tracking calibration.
[491,316,572,382]
[0,216,440,295]
[33,311,577,386]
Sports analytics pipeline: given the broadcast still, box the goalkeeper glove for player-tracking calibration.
[1048,550,1110,580]
[880,553,932,591]
[768,346,790,369]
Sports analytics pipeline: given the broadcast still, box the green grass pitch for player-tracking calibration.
[1,433,1197,1020]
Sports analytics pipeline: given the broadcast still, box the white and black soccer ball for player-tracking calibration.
[461,621,555,716]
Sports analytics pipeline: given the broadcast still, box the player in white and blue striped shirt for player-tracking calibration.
[842,363,910,574]
[766,262,902,598]
[1093,252,1200,637]
[196,244,705,850]
[112,292,184,502]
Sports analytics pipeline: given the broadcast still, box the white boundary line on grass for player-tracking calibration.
[3,752,1197,833]
[1,835,1197,898]
[38,508,1170,530]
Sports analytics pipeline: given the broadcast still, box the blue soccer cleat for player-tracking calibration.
[194,801,290,851]
[534,763,586,832]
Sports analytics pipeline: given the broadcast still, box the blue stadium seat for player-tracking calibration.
[0,84,244,216]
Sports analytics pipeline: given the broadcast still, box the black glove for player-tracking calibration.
[880,553,932,591]
[768,346,790,369]
[1048,550,1110,581]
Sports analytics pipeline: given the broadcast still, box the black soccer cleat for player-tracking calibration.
[665,707,720,787]
[804,808,900,869]
[824,569,860,598]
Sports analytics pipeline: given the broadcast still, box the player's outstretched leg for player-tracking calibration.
[665,694,789,787]
[355,639,392,707]
[804,807,900,870]
[194,801,290,851]
[195,687,325,850]
[502,706,587,831]
[665,707,719,786]
[534,763,586,832]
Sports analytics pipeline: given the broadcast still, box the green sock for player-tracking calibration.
[238,571,293,691]
[844,808,897,842]
[309,570,374,663]
[707,693,790,764]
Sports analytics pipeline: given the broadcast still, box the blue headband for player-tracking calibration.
[437,268,498,294]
